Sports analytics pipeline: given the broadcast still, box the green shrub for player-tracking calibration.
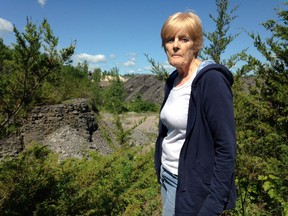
[126,94,159,113]
[0,144,161,215]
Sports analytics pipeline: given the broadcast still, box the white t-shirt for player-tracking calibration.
[160,72,196,175]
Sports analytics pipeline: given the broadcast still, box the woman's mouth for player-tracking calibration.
[172,54,182,57]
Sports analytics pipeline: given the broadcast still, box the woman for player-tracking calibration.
[154,12,237,216]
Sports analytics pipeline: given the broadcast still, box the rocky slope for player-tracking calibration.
[124,74,165,104]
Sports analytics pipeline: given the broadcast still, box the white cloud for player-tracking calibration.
[38,0,47,7]
[124,59,136,67]
[76,53,106,63]
[123,54,136,67]
[0,18,13,33]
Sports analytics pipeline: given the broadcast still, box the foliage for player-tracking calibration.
[0,144,161,216]
[102,67,122,78]
[145,54,169,81]
[113,114,132,146]
[0,18,75,137]
[126,94,159,113]
[0,39,13,72]
[101,68,128,114]
[233,2,288,215]
[91,67,102,82]
[0,144,59,215]
[200,0,247,69]
[40,64,97,105]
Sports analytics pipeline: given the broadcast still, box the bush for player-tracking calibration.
[126,94,159,113]
[0,144,161,215]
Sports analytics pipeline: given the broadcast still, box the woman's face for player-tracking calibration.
[164,30,195,71]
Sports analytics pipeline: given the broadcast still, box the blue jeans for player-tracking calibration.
[161,166,178,216]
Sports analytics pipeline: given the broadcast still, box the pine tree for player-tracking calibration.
[0,18,75,136]
[200,0,247,70]
[102,67,127,114]
[145,53,169,81]
[234,2,288,214]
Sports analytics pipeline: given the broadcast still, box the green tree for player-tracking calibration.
[102,67,127,114]
[233,2,288,215]
[88,68,103,112]
[145,53,169,81]
[40,64,95,104]
[249,2,287,213]
[0,18,75,136]
[92,68,102,82]
[249,2,288,137]
[76,60,89,75]
[200,0,247,70]
[0,39,13,72]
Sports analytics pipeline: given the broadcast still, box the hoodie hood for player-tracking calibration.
[194,61,234,86]
[166,61,234,90]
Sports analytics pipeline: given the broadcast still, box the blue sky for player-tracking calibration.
[0,0,283,74]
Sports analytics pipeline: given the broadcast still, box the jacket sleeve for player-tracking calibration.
[198,71,236,215]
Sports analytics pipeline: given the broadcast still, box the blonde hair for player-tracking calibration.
[161,12,203,55]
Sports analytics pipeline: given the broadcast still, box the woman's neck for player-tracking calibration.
[175,58,202,87]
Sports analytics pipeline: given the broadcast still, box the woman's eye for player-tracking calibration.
[167,38,174,43]
[180,37,189,42]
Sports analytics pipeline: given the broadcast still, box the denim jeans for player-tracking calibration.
[161,166,178,216]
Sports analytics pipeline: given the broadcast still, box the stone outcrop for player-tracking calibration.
[0,98,111,160]
[21,98,96,144]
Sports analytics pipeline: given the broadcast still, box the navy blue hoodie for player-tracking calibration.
[154,63,237,216]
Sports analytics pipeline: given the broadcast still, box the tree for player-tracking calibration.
[200,0,247,70]
[102,67,127,114]
[92,68,102,82]
[249,2,288,136]
[40,64,94,104]
[0,18,75,136]
[249,3,287,213]
[145,53,169,81]
[233,2,288,215]
[76,60,89,75]
[0,39,12,72]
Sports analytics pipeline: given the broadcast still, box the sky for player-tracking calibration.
[0,0,284,75]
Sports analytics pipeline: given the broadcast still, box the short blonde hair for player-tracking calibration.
[161,12,203,55]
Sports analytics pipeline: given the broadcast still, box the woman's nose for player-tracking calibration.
[173,39,179,48]
[173,40,180,52]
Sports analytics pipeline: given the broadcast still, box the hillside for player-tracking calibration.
[123,74,165,104]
